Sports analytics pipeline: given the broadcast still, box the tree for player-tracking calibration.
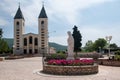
[110,43,118,49]
[72,25,82,55]
[84,40,94,52]
[93,38,107,52]
[0,29,10,54]
[0,28,3,39]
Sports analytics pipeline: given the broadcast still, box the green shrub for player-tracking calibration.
[115,51,120,55]
[115,55,120,60]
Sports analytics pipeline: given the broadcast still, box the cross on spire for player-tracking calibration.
[18,2,20,8]
[42,1,44,7]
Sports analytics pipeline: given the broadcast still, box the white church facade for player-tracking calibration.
[13,5,48,54]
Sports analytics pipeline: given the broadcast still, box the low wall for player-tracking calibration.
[43,64,98,75]
[95,59,120,67]
[102,60,120,67]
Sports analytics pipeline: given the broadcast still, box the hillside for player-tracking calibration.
[49,42,67,51]
[3,38,67,51]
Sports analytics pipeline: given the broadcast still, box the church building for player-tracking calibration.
[13,4,48,54]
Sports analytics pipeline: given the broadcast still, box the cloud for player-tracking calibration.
[1,0,119,46]
[81,23,120,46]
[0,0,113,27]
[47,0,114,25]
[0,19,8,26]
[49,36,67,45]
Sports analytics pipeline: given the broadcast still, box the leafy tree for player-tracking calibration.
[0,29,10,54]
[84,40,94,52]
[110,43,118,49]
[72,25,82,55]
[0,39,10,53]
[93,38,107,52]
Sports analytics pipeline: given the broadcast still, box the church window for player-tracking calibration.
[16,35,19,37]
[24,38,27,46]
[16,32,19,34]
[41,42,44,44]
[41,21,44,24]
[42,40,44,42]
[41,45,45,47]
[29,49,32,54]
[41,21,44,27]
[34,38,38,46]
[41,34,44,36]
[16,29,19,31]
[16,21,19,26]
[24,49,27,54]
[29,36,32,44]
[35,49,38,53]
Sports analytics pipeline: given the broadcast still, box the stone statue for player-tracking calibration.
[66,31,75,60]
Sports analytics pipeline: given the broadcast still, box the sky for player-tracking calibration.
[0,0,120,46]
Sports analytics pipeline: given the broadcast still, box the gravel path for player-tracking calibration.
[0,57,120,80]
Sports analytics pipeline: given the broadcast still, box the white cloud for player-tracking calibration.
[49,36,68,46]
[0,0,113,27]
[1,0,118,46]
[0,19,8,26]
[81,24,120,46]
[47,0,113,25]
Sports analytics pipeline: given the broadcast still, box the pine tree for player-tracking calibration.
[72,25,82,55]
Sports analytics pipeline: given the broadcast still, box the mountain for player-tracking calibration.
[49,42,67,51]
[3,38,67,51]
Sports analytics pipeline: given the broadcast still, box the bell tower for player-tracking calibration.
[38,5,48,54]
[13,4,25,54]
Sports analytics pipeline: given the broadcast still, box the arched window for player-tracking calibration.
[41,21,44,24]
[24,38,27,46]
[34,38,38,46]
[16,21,19,26]
[29,36,32,44]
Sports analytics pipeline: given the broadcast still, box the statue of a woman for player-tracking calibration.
[67,31,75,60]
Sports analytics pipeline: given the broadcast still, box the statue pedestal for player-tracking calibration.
[66,54,75,60]
[66,57,74,60]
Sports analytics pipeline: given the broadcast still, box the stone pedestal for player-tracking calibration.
[66,55,75,60]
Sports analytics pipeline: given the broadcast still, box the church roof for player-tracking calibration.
[14,6,24,20]
[38,6,47,18]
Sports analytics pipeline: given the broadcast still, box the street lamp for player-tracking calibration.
[99,47,101,54]
[105,36,112,58]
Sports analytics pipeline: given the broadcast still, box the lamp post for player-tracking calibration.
[99,47,101,54]
[105,36,112,58]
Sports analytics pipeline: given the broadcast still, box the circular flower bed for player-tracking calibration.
[43,59,98,75]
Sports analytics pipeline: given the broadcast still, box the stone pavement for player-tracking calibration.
[0,57,120,80]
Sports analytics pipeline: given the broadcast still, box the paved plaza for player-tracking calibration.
[0,57,120,80]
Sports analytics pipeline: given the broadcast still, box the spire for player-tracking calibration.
[38,4,48,18]
[14,3,24,20]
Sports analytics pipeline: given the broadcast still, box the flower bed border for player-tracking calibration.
[0,57,5,61]
[96,59,120,67]
[43,64,98,75]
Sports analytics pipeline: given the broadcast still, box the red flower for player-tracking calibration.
[47,59,94,66]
